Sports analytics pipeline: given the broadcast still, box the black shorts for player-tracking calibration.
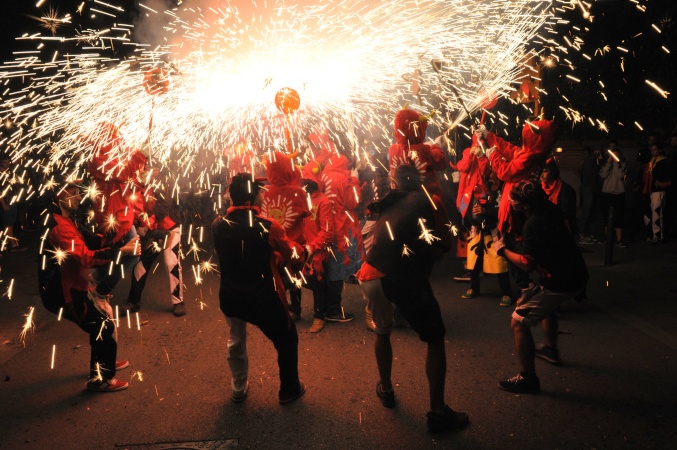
[381,273,446,343]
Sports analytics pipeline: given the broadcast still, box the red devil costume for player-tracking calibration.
[87,123,149,246]
[301,161,334,282]
[261,151,310,245]
[321,153,363,264]
[388,108,447,198]
[86,123,146,300]
[482,119,557,232]
[456,135,493,222]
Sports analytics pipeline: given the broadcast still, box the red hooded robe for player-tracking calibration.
[321,153,363,262]
[87,124,148,245]
[486,119,556,231]
[261,151,310,245]
[388,108,447,197]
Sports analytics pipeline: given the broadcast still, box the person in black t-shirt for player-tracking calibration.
[493,180,589,394]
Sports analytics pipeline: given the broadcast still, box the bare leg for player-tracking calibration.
[511,317,536,375]
[375,333,393,392]
[541,314,558,349]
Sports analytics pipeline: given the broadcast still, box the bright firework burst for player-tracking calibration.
[2,0,563,177]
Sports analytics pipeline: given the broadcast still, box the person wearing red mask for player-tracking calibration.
[261,151,311,321]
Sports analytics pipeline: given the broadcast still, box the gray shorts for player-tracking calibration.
[359,278,394,335]
[512,284,583,327]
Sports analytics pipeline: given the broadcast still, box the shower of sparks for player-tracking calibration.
[2,0,565,176]
[0,0,671,290]
[19,307,36,347]
[401,244,413,257]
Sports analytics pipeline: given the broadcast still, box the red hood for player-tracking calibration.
[522,119,557,155]
[264,151,302,186]
[394,108,428,145]
[301,161,322,185]
[324,153,351,174]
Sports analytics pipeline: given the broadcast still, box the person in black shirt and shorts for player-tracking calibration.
[494,180,589,394]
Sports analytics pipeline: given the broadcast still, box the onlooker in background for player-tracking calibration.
[577,147,603,244]
[494,180,588,394]
[212,173,306,404]
[541,157,577,234]
[599,145,628,247]
[627,137,652,243]
[642,143,671,244]
[663,134,677,238]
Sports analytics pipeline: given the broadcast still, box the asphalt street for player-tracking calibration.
[1,233,676,449]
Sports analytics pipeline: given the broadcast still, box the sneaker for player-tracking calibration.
[461,288,477,299]
[453,271,471,282]
[499,295,512,307]
[10,245,28,252]
[375,381,396,408]
[615,241,627,248]
[173,302,186,317]
[325,312,354,323]
[115,360,130,371]
[279,382,306,404]
[535,344,561,365]
[426,405,469,433]
[309,318,326,333]
[577,236,596,245]
[498,373,540,394]
[86,378,129,392]
[231,381,249,403]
